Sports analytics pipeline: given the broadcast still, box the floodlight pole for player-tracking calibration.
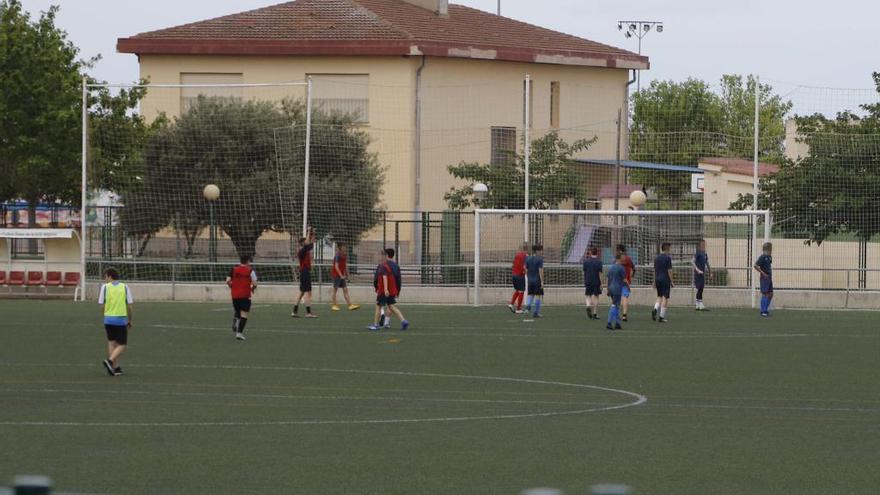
[80,77,88,301]
[523,74,531,243]
[614,108,622,211]
[617,20,663,92]
[302,77,313,238]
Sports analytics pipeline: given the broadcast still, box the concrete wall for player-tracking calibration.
[85,281,880,310]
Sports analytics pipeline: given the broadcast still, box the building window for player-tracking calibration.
[490,127,517,166]
[308,74,370,124]
[550,81,560,129]
[180,73,244,112]
[11,238,45,260]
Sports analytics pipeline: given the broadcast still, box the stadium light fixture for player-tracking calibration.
[616,20,664,91]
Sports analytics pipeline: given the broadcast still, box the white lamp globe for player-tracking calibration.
[203,184,221,201]
[472,182,489,201]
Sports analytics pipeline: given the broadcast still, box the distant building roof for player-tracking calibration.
[117,0,648,69]
[699,157,779,177]
[598,183,643,199]
[577,159,704,174]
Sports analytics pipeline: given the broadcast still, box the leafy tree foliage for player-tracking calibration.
[444,132,596,210]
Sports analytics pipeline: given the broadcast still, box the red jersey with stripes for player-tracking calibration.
[375,262,399,297]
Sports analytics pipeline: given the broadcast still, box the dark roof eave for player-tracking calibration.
[116,38,649,69]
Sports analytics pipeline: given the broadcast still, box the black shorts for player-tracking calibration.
[299,269,312,292]
[233,298,252,314]
[585,283,602,296]
[656,280,672,299]
[332,277,347,289]
[527,283,544,296]
[377,295,397,306]
[105,324,128,345]
[694,273,706,290]
[511,275,526,292]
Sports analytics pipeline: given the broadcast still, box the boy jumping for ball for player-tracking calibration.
[330,242,360,312]
[582,246,603,320]
[227,255,257,341]
[754,242,774,317]
[292,227,318,318]
[98,268,133,376]
[652,242,674,323]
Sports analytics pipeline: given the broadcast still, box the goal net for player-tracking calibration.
[473,209,771,307]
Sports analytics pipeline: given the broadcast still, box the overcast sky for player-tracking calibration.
[18,0,880,110]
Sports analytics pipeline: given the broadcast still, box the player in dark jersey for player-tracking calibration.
[292,227,318,318]
[582,246,603,320]
[652,242,674,323]
[606,254,627,331]
[368,248,409,331]
[754,242,774,317]
[226,255,257,341]
[524,244,545,318]
[692,239,710,311]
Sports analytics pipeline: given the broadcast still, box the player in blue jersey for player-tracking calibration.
[606,254,626,331]
[524,244,545,318]
[692,239,710,311]
[582,247,603,320]
[652,242,674,323]
[754,242,774,317]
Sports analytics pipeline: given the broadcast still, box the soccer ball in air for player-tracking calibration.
[203,184,221,201]
[629,190,647,207]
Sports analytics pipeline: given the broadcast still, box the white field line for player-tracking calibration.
[0,364,647,427]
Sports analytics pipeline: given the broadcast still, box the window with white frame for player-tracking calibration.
[180,73,244,112]
[308,74,370,124]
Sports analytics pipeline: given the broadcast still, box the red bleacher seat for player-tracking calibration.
[46,271,63,286]
[25,271,44,286]
[8,271,25,286]
[62,272,81,287]
[0,271,6,285]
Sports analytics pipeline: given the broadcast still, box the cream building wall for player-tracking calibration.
[698,165,754,211]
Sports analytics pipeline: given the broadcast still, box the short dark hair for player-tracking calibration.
[384,248,396,259]
[104,268,120,280]
[590,246,600,256]
[240,255,251,264]
[661,242,671,251]
[763,242,773,251]
[532,244,543,253]
[337,242,346,249]
[616,244,627,253]
[615,253,623,261]
[298,237,306,245]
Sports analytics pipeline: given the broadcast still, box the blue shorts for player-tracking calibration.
[760,277,774,294]
[621,285,631,298]
[655,280,671,299]
[511,275,526,292]
[607,291,622,306]
[694,273,705,290]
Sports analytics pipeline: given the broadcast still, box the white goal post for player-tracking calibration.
[473,209,772,308]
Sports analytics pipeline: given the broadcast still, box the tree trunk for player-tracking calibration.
[137,234,152,257]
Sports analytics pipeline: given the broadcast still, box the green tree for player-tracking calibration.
[128,97,384,258]
[444,131,596,210]
[629,75,792,203]
[0,0,88,224]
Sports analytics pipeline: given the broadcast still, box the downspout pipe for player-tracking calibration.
[414,55,427,265]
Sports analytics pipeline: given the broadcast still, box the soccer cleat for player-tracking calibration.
[508,304,516,313]
[102,359,115,376]
[367,324,380,331]
[760,312,769,317]
[533,313,543,318]
[614,323,623,330]
[235,332,246,341]
[515,309,525,314]
[113,366,124,376]
[348,304,361,311]
[621,314,628,322]
[651,308,658,321]
[331,305,341,311]
[305,313,319,318]
[606,324,614,331]
[524,305,531,313]
[401,320,410,331]
[593,313,601,320]
[658,317,667,323]
[291,312,299,318]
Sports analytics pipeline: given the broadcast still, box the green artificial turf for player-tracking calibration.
[1,300,878,495]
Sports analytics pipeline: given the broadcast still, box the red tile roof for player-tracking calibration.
[117,0,648,69]
[699,157,779,177]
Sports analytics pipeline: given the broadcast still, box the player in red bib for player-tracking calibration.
[226,255,258,341]
[292,227,317,318]
[508,242,529,313]
[368,248,409,331]
[330,242,360,312]
[616,244,635,321]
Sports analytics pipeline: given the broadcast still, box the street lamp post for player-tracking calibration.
[203,184,220,266]
[617,20,663,92]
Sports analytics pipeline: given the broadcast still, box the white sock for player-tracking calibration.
[654,302,660,310]
[660,307,667,318]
